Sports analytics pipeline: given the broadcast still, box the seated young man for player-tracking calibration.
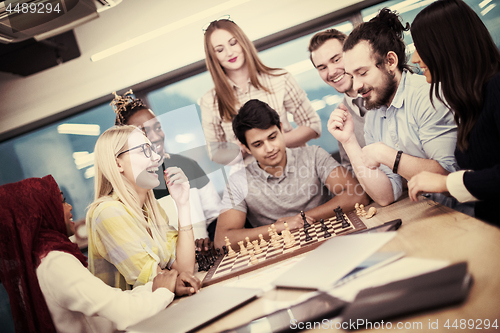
[214,99,369,249]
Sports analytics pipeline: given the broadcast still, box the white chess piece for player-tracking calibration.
[238,241,248,255]
[259,234,268,247]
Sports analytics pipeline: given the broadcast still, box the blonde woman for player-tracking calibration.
[200,18,321,162]
[86,125,199,295]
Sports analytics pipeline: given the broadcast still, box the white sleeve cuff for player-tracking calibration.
[446,170,479,203]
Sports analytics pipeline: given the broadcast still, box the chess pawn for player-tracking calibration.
[283,232,294,248]
[245,236,254,250]
[238,241,248,256]
[360,204,367,216]
[252,240,262,254]
[282,230,289,242]
[224,237,236,258]
[227,246,236,258]
[271,235,281,249]
[284,221,290,233]
[355,203,361,216]
[259,234,268,247]
[249,250,259,265]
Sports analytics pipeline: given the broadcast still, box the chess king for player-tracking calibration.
[214,99,369,249]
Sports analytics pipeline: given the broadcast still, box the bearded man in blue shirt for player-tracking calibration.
[328,8,458,207]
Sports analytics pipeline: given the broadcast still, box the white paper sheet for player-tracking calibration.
[272,232,397,290]
[328,257,450,302]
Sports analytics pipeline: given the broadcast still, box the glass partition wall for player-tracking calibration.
[1,0,499,221]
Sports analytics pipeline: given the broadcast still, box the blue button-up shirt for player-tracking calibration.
[364,70,458,201]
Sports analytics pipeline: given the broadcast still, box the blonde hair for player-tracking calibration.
[86,125,167,230]
[204,19,284,121]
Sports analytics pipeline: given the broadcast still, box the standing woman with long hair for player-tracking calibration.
[86,125,199,293]
[200,17,321,162]
[408,0,500,225]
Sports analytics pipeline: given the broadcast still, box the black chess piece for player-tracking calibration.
[320,218,327,231]
[201,255,210,271]
[216,248,222,257]
[301,211,311,229]
[222,245,228,255]
[334,206,343,221]
[208,254,215,266]
[195,252,204,272]
[323,228,332,238]
[341,215,350,229]
[197,253,204,271]
[304,227,312,242]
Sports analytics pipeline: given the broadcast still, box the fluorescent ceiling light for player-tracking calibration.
[481,4,495,15]
[479,0,492,9]
[73,152,95,170]
[175,133,196,144]
[285,60,314,77]
[406,42,415,54]
[363,0,434,21]
[398,0,435,15]
[91,0,251,62]
[84,166,95,179]
[72,151,90,159]
[58,124,100,136]
[311,99,326,112]
[324,94,342,106]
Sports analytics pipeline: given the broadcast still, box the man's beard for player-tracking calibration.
[361,69,397,110]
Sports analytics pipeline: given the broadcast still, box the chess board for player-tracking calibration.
[202,211,366,287]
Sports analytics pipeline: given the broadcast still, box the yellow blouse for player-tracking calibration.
[87,196,178,290]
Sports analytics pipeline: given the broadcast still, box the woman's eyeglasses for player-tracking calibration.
[202,14,231,32]
[117,143,158,159]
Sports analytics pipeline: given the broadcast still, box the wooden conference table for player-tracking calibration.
[188,195,500,332]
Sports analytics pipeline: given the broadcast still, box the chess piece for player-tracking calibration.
[222,245,228,255]
[207,253,215,267]
[284,221,290,233]
[271,224,281,240]
[259,234,268,247]
[355,203,360,216]
[366,207,377,219]
[227,246,236,258]
[341,214,350,229]
[245,236,254,250]
[216,248,222,257]
[238,241,248,255]
[224,237,236,258]
[334,206,344,221]
[252,240,262,254]
[324,227,332,238]
[271,235,281,249]
[359,204,367,217]
[304,227,312,242]
[320,218,327,231]
[283,231,294,248]
[195,251,203,272]
[301,211,311,229]
[249,250,259,265]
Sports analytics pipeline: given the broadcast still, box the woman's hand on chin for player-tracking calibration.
[164,167,190,206]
